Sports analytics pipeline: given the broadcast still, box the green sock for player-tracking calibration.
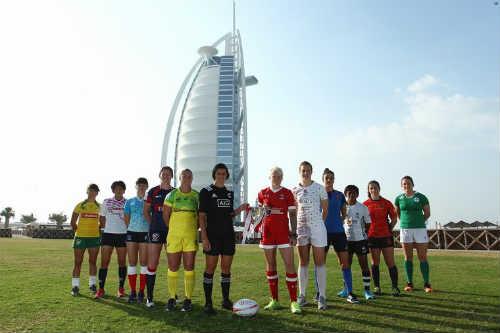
[420,261,430,284]
[404,261,413,284]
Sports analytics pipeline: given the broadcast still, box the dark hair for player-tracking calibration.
[87,184,100,192]
[367,180,380,199]
[401,175,414,186]
[136,177,148,186]
[299,161,313,171]
[159,166,174,177]
[323,168,335,178]
[344,185,359,196]
[212,163,230,180]
[111,180,126,191]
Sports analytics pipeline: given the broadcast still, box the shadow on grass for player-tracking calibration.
[388,292,500,311]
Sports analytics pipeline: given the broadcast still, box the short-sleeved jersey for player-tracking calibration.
[292,181,328,227]
[363,197,397,238]
[124,196,149,233]
[73,200,100,237]
[325,190,346,233]
[199,184,234,236]
[257,187,295,225]
[146,186,174,232]
[394,192,429,229]
[164,189,199,235]
[100,197,127,234]
[344,201,371,241]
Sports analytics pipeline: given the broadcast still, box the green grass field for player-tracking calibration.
[1,238,499,333]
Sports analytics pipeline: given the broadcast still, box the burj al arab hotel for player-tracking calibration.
[161,11,257,207]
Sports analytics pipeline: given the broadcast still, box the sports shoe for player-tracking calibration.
[221,299,233,310]
[146,299,155,308]
[297,295,308,307]
[264,299,280,310]
[204,303,216,315]
[128,291,137,303]
[94,288,105,299]
[337,289,348,298]
[404,282,414,292]
[392,287,401,297]
[166,298,176,312]
[181,299,193,312]
[313,292,320,304]
[175,294,181,304]
[117,287,125,298]
[71,286,79,297]
[89,285,97,294]
[346,293,360,304]
[364,290,375,300]
[424,283,433,293]
[317,296,327,310]
[290,301,302,314]
[373,286,381,296]
[137,290,145,303]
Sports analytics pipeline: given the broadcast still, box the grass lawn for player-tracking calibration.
[0,238,499,333]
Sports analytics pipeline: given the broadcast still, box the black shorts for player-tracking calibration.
[101,233,127,248]
[348,240,369,256]
[148,230,168,244]
[126,231,149,243]
[325,232,348,252]
[368,236,394,249]
[204,233,235,256]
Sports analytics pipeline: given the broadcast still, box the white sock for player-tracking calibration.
[89,276,96,287]
[316,265,326,298]
[140,266,148,274]
[128,266,137,275]
[72,277,80,288]
[298,265,308,296]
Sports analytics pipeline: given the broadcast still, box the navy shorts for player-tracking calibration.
[348,240,369,256]
[148,230,168,244]
[101,233,127,248]
[126,231,149,243]
[368,236,394,249]
[325,232,348,253]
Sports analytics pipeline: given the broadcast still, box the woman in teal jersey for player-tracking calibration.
[394,176,432,293]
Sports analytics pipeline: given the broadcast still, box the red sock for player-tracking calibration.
[286,272,298,302]
[139,274,146,292]
[266,271,279,300]
[128,274,137,293]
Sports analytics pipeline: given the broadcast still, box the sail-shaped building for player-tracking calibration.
[161,27,257,208]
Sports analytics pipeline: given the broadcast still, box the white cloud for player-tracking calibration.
[407,74,438,93]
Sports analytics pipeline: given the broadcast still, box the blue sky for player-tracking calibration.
[0,0,498,226]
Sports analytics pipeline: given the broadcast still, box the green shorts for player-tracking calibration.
[73,236,101,249]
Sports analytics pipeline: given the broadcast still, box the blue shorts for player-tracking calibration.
[325,232,348,253]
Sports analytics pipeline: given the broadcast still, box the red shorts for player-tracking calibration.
[259,219,290,249]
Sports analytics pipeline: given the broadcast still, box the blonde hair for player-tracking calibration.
[270,166,283,177]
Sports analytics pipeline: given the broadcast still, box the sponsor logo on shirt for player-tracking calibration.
[217,199,231,207]
[81,213,98,219]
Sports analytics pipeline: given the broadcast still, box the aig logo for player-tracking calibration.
[217,199,231,208]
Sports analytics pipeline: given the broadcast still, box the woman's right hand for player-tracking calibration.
[202,238,211,252]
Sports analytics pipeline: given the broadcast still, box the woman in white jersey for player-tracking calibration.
[292,161,329,310]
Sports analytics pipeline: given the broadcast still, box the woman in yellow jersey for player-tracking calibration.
[70,184,102,296]
[162,169,199,312]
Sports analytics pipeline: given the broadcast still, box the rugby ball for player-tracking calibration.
[232,298,259,317]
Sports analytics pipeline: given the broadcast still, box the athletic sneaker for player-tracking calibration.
[404,282,414,292]
[297,295,308,307]
[89,285,97,294]
[364,290,375,300]
[373,286,381,296]
[175,294,181,304]
[146,299,155,308]
[346,293,360,304]
[290,301,302,314]
[71,286,79,297]
[137,291,145,303]
[317,296,327,310]
[337,289,348,298]
[392,287,401,297]
[116,288,125,298]
[166,298,176,312]
[181,299,193,312]
[264,299,280,310]
[94,288,105,299]
[424,283,433,293]
[221,299,233,310]
[128,291,137,303]
[204,303,216,315]
[313,292,320,304]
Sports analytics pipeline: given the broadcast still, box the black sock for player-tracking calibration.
[389,266,398,288]
[203,272,214,305]
[221,273,231,301]
[98,268,108,289]
[371,265,380,288]
[362,271,371,291]
[146,273,156,301]
[118,266,126,288]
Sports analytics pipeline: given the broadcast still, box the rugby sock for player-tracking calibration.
[313,265,319,299]
[266,271,279,300]
[389,266,398,288]
[146,267,156,301]
[362,271,371,291]
[221,273,231,301]
[98,268,108,289]
[342,268,353,293]
[298,265,308,296]
[139,266,147,292]
[371,265,380,288]
[167,269,178,299]
[184,270,195,299]
[89,276,97,287]
[127,266,137,293]
[285,272,298,302]
[420,261,430,284]
[72,277,80,288]
[118,266,127,289]
[315,265,327,298]
[203,272,214,305]
[404,260,413,284]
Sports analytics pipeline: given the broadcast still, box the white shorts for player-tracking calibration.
[400,228,428,244]
[259,243,290,250]
[297,223,327,247]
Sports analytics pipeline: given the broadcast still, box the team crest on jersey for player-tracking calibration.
[212,193,218,198]
[414,197,420,203]
[217,199,231,207]
[228,192,232,199]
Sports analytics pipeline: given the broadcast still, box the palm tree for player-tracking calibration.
[1,207,15,229]
[20,213,37,224]
[49,213,67,228]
